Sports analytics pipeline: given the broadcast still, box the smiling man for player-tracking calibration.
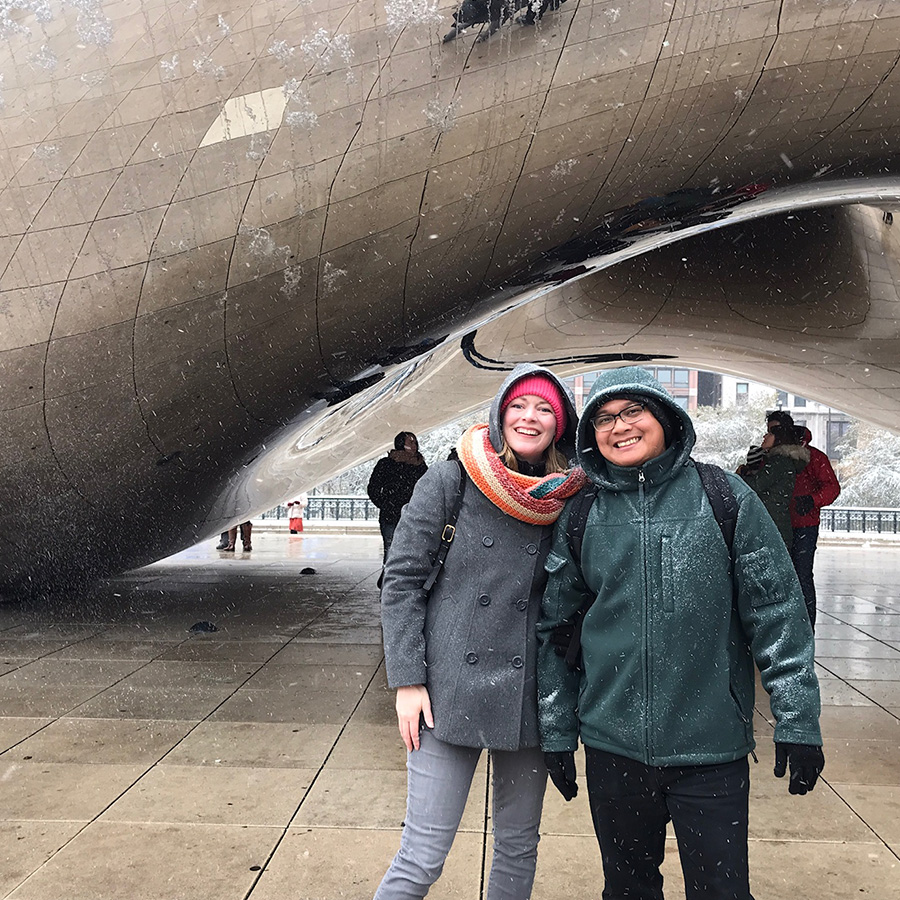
[537,366,824,900]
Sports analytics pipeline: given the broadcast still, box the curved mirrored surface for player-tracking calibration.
[2,0,900,594]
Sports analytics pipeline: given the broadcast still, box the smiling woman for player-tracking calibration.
[376,363,586,899]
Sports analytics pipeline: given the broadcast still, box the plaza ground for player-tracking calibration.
[0,533,898,899]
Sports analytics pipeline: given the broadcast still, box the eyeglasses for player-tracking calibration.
[591,403,647,432]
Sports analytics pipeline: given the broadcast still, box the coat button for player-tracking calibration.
[466,652,478,665]
[511,656,524,668]
[516,598,528,611]
[479,594,491,606]
[526,543,538,555]
[482,536,494,547]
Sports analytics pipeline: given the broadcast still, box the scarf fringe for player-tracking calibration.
[457,424,587,525]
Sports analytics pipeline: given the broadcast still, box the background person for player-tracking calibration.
[739,424,810,546]
[376,364,586,900]
[766,411,841,629]
[538,367,823,900]
[367,432,428,567]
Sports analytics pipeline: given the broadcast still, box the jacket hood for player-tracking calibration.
[578,366,695,488]
[769,443,811,464]
[798,426,812,447]
[488,363,579,461]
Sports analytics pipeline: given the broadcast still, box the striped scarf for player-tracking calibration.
[457,424,588,525]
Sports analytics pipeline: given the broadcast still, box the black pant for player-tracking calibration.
[790,525,819,630]
[584,747,754,900]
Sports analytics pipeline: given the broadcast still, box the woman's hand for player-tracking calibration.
[395,685,434,751]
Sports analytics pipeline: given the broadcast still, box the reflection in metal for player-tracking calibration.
[2,0,900,596]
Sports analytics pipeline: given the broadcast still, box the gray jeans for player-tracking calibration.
[374,730,546,900]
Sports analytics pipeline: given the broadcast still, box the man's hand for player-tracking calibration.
[794,494,815,516]
[544,751,578,801]
[774,742,824,795]
[395,685,434,752]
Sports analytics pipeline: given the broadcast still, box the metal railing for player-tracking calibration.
[821,507,900,535]
[262,500,900,533]
[259,497,379,521]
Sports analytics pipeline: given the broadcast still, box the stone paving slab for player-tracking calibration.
[0,535,897,899]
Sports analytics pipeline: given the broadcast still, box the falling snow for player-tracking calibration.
[159,54,180,80]
[551,158,577,178]
[300,28,353,69]
[384,0,441,34]
[268,39,296,63]
[425,97,460,132]
[32,44,58,70]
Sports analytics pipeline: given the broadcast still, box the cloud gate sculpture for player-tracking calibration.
[2,0,900,596]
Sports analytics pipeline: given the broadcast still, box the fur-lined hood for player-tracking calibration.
[767,444,811,465]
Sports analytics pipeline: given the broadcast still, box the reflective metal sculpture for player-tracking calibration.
[1,0,899,595]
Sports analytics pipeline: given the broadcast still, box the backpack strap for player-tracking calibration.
[423,459,467,592]
[693,460,738,561]
[561,484,599,671]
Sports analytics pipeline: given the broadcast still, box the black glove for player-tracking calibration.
[544,751,578,801]
[794,494,815,516]
[774,742,824,795]
[549,621,576,657]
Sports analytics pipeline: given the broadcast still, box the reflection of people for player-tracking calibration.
[222,521,252,552]
[366,432,428,564]
[739,425,809,546]
[287,495,307,534]
[538,367,823,900]
[766,411,841,629]
[376,364,587,900]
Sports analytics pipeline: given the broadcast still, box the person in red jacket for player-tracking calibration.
[767,412,841,629]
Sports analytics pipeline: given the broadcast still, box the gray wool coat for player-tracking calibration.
[380,364,579,752]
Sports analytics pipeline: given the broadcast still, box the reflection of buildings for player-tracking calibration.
[565,369,851,460]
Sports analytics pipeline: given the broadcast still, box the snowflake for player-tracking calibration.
[322,261,347,292]
[159,54,180,80]
[281,264,305,297]
[217,14,231,36]
[80,70,107,86]
[268,39,296,63]
[300,28,353,69]
[32,44,58,71]
[285,108,318,132]
[424,97,460,133]
[384,0,441,34]
[193,54,225,80]
[551,158,577,178]
[71,0,112,47]
[605,7,620,23]
[33,143,59,159]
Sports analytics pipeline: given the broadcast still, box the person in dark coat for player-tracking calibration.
[538,367,823,900]
[367,432,428,564]
[767,412,841,629]
[376,364,587,900]
[739,424,810,546]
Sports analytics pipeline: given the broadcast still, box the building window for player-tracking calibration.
[672,396,689,410]
[827,421,851,460]
[776,390,788,406]
[673,369,689,386]
[736,382,749,405]
[656,368,672,384]
[794,396,807,408]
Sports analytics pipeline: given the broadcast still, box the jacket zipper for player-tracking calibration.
[638,468,651,764]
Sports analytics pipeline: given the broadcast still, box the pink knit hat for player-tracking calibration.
[500,375,567,442]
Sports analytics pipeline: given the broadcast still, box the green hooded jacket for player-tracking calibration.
[536,367,821,765]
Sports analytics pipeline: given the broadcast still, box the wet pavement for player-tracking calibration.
[0,533,898,899]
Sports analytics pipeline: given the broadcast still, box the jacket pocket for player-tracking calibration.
[739,546,784,607]
[660,536,674,612]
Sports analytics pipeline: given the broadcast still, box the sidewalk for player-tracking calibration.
[0,536,898,899]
